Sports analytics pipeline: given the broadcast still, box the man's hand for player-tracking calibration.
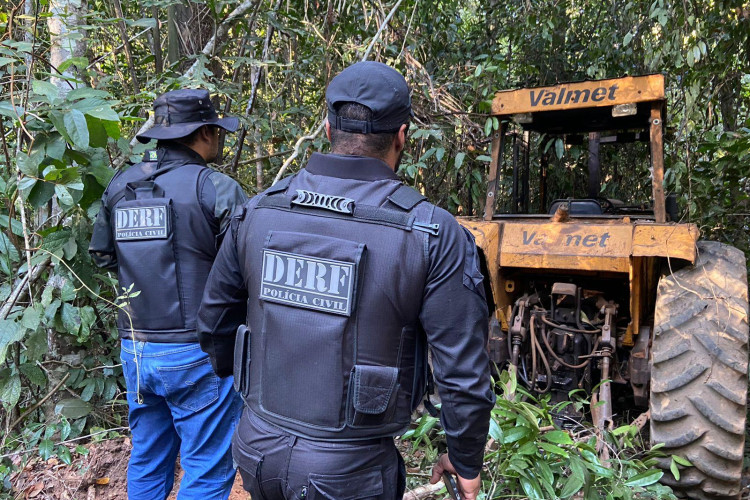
[430,454,481,500]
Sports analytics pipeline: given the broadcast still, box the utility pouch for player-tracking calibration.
[233,324,250,395]
[350,364,399,427]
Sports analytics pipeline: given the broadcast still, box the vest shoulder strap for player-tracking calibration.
[387,185,426,211]
[264,174,296,195]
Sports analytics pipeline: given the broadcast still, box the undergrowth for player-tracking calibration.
[401,368,681,500]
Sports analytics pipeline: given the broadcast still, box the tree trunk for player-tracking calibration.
[47,0,87,97]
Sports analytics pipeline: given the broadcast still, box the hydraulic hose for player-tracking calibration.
[529,315,552,393]
[541,315,601,334]
[540,319,600,370]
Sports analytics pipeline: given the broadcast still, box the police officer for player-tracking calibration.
[89,89,246,500]
[198,62,495,500]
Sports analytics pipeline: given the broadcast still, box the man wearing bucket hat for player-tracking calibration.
[89,89,246,499]
[197,62,494,500]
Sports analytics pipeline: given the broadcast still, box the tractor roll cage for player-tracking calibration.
[483,74,667,222]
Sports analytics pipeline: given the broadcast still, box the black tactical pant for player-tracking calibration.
[233,408,406,500]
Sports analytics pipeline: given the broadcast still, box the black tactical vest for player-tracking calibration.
[107,151,216,342]
[235,174,438,440]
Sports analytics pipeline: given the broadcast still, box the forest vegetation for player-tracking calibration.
[0,0,748,497]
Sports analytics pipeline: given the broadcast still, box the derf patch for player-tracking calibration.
[115,205,169,240]
[260,250,355,316]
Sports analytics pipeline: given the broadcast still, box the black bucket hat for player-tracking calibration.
[326,61,412,134]
[136,89,239,144]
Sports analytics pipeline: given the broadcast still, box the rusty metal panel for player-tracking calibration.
[499,222,633,272]
[492,75,665,115]
[632,223,699,263]
[649,103,667,222]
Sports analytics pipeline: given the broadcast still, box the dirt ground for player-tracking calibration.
[10,438,249,500]
[11,435,750,499]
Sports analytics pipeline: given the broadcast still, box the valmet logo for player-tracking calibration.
[530,84,619,108]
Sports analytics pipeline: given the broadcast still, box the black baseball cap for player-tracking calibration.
[136,89,239,143]
[326,61,412,134]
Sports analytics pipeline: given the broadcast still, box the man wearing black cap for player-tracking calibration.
[89,89,246,499]
[198,62,494,500]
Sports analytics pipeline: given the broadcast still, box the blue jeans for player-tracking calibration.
[120,341,242,500]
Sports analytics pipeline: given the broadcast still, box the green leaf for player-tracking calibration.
[539,441,569,457]
[78,306,95,341]
[25,328,48,361]
[66,88,110,100]
[55,398,93,419]
[38,439,54,460]
[454,152,465,170]
[61,56,88,71]
[27,181,56,208]
[63,109,89,148]
[543,430,573,445]
[0,318,23,364]
[0,372,21,407]
[484,117,493,137]
[555,138,564,159]
[101,119,121,139]
[55,184,75,207]
[502,426,530,444]
[32,80,60,103]
[48,111,73,144]
[624,469,662,487]
[60,303,81,335]
[19,363,46,387]
[21,305,42,331]
[560,468,585,498]
[85,116,109,148]
[84,105,119,123]
[80,380,95,402]
[670,458,680,481]
[57,446,72,465]
[672,455,692,467]
[0,215,25,236]
[17,152,39,176]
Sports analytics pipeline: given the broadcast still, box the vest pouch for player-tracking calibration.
[233,325,250,395]
[113,197,184,332]
[258,230,364,430]
[350,364,399,427]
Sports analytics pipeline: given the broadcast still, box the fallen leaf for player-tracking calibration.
[25,482,44,498]
[95,477,110,485]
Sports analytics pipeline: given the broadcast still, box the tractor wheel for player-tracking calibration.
[650,241,749,499]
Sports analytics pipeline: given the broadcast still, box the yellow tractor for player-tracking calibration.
[458,75,749,499]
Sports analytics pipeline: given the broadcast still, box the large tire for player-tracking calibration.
[650,241,749,499]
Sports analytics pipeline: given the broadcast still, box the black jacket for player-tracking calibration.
[198,153,494,478]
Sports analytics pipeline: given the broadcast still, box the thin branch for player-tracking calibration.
[232,0,283,173]
[272,0,406,184]
[9,372,70,430]
[273,120,325,184]
[111,0,140,93]
[0,258,51,320]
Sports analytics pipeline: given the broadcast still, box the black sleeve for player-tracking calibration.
[201,171,248,249]
[419,207,495,480]
[88,194,118,270]
[197,214,249,377]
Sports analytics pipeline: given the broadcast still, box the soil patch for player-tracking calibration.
[10,438,248,500]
